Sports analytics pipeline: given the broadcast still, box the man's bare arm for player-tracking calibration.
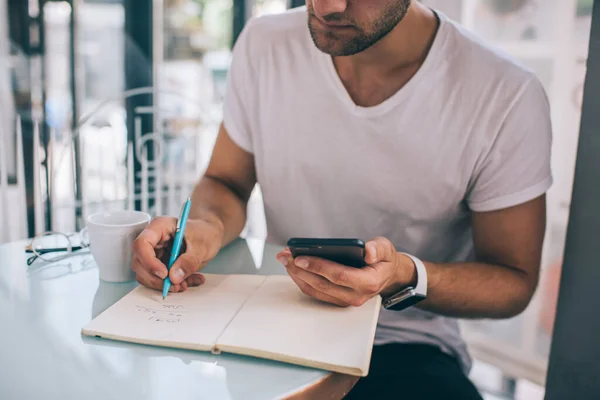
[413,196,546,318]
[189,123,257,247]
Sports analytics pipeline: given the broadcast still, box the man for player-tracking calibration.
[132,0,552,398]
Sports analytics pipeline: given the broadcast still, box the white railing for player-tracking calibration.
[0,86,266,244]
[0,115,29,243]
[50,87,221,233]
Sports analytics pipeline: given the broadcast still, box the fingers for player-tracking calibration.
[132,217,178,280]
[169,252,203,285]
[168,274,205,294]
[132,255,182,293]
[291,264,357,305]
[132,255,164,290]
[277,250,383,301]
[291,256,368,289]
[289,273,350,307]
[365,237,396,264]
[147,217,179,239]
[281,255,360,307]
[165,274,205,293]
[137,217,178,249]
[276,249,292,266]
[132,231,168,279]
[185,273,206,287]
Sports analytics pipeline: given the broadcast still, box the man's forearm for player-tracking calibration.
[415,260,538,319]
[188,175,249,247]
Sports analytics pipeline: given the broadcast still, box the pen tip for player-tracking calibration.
[162,295,166,300]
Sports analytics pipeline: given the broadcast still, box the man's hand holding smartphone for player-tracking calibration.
[276,237,418,308]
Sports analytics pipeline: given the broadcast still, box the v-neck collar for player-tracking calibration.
[315,11,450,118]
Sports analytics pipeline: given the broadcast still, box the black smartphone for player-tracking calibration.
[286,238,367,268]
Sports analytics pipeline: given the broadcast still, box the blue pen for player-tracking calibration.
[163,198,192,299]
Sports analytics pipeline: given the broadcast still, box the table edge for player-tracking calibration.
[281,372,360,400]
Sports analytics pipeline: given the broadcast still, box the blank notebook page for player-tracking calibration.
[215,275,381,375]
[82,274,266,351]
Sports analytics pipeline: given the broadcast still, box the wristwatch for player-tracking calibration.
[382,253,428,311]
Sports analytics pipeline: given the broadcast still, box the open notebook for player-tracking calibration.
[82,274,381,376]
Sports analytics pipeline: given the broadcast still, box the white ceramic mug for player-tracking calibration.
[86,210,151,282]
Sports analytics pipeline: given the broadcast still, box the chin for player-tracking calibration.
[312,39,361,57]
[313,39,346,56]
[308,25,351,56]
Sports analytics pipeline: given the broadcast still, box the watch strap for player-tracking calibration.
[382,253,427,310]
[401,252,427,296]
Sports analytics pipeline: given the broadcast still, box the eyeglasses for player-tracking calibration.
[25,230,91,266]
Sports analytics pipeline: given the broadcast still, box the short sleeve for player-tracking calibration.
[222,19,259,154]
[467,78,554,212]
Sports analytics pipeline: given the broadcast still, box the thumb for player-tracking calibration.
[365,237,396,264]
[169,253,202,284]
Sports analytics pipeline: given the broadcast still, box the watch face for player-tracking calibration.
[384,294,426,311]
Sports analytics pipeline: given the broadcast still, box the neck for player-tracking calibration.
[333,2,439,75]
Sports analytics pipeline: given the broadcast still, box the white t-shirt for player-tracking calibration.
[222,7,553,373]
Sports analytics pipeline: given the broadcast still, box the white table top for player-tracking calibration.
[0,236,334,400]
